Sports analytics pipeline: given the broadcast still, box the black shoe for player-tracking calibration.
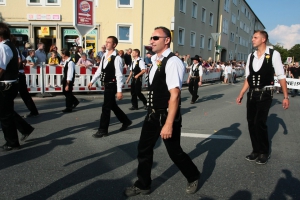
[245,152,259,161]
[119,120,132,131]
[24,113,39,118]
[186,180,199,194]
[190,101,195,104]
[73,101,80,109]
[20,127,35,141]
[256,154,270,165]
[195,95,199,102]
[2,144,20,151]
[62,108,72,113]
[92,130,108,138]
[124,186,151,197]
[129,107,138,110]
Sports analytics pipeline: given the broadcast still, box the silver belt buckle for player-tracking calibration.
[254,88,260,91]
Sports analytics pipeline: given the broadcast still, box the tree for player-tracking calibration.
[273,44,288,63]
[288,44,300,62]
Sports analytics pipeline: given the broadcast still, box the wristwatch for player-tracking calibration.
[284,96,289,100]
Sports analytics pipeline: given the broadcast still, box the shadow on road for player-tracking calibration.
[197,94,224,103]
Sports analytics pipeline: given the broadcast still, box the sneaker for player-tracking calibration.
[119,120,132,131]
[124,186,150,197]
[256,154,270,165]
[245,152,259,161]
[2,144,21,151]
[92,130,108,138]
[186,180,199,194]
[62,108,72,113]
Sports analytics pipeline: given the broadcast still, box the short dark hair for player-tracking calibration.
[254,30,269,43]
[0,22,11,40]
[133,49,140,56]
[154,26,172,46]
[61,49,70,57]
[107,36,118,46]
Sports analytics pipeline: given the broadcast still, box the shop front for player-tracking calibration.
[34,26,57,53]
[9,27,29,52]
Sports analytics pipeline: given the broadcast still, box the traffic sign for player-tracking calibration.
[211,33,221,41]
[73,0,95,37]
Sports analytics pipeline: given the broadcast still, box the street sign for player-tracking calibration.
[73,0,95,37]
[211,33,221,41]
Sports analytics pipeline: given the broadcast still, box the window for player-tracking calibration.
[222,18,228,34]
[117,24,132,43]
[231,14,236,24]
[192,2,197,18]
[224,0,230,12]
[0,0,5,5]
[208,38,212,50]
[27,0,60,6]
[200,35,205,49]
[178,27,185,45]
[118,0,133,7]
[190,31,196,47]
[201,8,206,22]
[236,26,239,34]
[241,4,245,13]
[233,0,237,6]
[209,13,214,26]
[179,0,186,13]
[230,33,235,42]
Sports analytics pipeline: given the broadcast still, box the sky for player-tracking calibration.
[246,0,300,49]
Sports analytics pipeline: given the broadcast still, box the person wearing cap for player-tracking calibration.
[187,55,203,104]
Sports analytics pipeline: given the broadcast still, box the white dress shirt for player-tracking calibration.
[130,57,145,71]
[226,65,232,74]
[245,47,285,80]
[150,48,184,90]
[0,40,13,70]
[189,63,203,76]
[64,57,75,81]
[91,50,123,92]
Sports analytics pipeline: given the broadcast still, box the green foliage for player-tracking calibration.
[273,44,300,63]
[273,44,288,63]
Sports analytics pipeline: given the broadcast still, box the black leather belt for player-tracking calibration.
[249,87,274,92]
[0,81,18,86]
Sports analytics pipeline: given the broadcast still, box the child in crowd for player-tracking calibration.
[48,51,59,65]
[26,50,38,87]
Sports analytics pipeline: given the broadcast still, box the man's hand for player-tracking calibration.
[160,123,173,139]
[65,85,69,91]
[117,92,123,100]
[88,83,93,90]
[187,79,190,84]
[282,99,289,109]
[126,79,129,84]
[198,81,202,86]
[236,95,243,105]
[134,75,139,79]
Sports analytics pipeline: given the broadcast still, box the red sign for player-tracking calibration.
[76,0,93,26]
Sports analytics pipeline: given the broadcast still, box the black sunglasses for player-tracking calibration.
[150,36,167,41]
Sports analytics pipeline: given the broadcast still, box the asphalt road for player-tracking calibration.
[1,79,299,200]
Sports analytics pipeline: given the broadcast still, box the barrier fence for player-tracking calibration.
[23,64,245,94]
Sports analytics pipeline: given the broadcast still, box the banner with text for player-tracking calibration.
[274,77,300,89]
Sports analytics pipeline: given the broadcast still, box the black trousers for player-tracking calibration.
[62,81,78,109]
[99,83,130,131]
[0,84,30,146]
[134,109,200,189]
[188,77,199,102]
[18,73,39,115]
[131,78,147,108]
[246,90,273,154]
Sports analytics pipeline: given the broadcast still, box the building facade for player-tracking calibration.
[0,0,264,61]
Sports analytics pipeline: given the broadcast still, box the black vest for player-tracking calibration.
[1,40,19,81]
[100,55,116,82]
[191,63,200,76]
[247,49,274,88]
[132,59,141,76]
[63,59,75,82]
[147,53,175,109]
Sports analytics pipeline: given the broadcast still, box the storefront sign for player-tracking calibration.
[41,27,50,36]
[74,0,95,36]
[63,29,96,36]
[27,14,61,21]
[10,28,29,35]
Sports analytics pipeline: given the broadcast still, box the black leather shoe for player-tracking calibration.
[92,130,108,138]
[129,107,138,110]
[124,186,151,197]
[190,101,195,104]
[119,120,132,131]
[245,152,259,161]
[62,108,72,113]
[73,101,80,109]
[20,127,35,141]
[2,144,20,151]
[256,154,270,165]
[24,113,39,118]
[186,180,199,194]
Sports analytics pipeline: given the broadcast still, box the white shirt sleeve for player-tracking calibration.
[0,43,13,70]
[189,64,193,75]
[245,54,251,78]
[114,55,124,92]
[91,59,103,84]
[165,56,184,90]
[139,59,146,70]
[199,64,203,77]
[67,60,75,81]
[272,50,285,80]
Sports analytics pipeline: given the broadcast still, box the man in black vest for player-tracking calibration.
[88,36,132,137]
[126,48,147,110]
[61,49,79,113]
[236,30,289,164]
[124,27,200,197]
[0,22,34,151]
[187,55,203,104]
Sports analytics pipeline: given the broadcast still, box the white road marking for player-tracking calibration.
[181,133,237,140]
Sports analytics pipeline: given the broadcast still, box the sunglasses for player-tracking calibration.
[150,36,167,41]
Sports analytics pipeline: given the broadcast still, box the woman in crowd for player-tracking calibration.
[47,44,61,63]
[88,49,95,64]
[77,53,93,68]
[118,49,125,67]
[74,46,83,63]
